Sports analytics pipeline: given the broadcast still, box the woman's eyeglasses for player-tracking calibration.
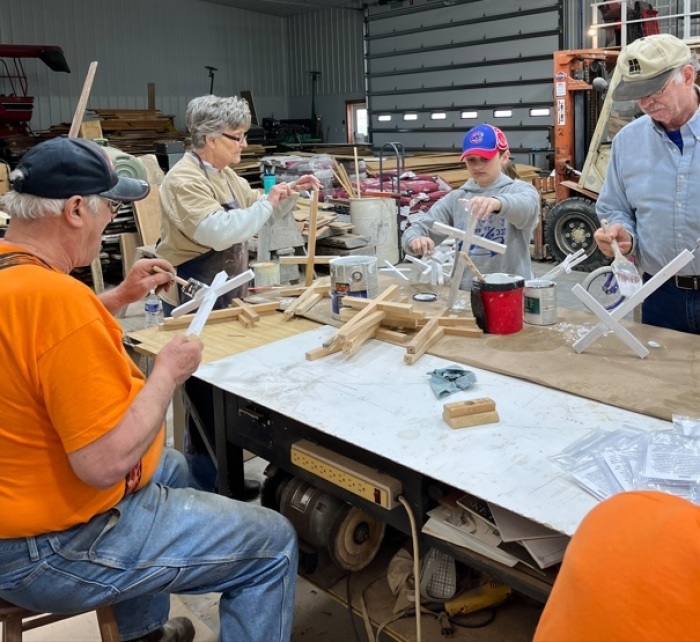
[220,132,247,143]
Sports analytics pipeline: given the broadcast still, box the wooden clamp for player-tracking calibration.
[442,397,499,429]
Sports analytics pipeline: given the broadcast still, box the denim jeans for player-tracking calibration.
[0,449,298,641]
[642,274,700,334]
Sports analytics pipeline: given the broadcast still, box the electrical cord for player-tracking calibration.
[345,572,365,642]
[397,495,422,642]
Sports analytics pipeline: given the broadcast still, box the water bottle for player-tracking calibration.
[144,290,163,328]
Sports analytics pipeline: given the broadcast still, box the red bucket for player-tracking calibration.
[470,273,525,334]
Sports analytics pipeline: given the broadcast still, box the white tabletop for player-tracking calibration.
[196,325,670,536]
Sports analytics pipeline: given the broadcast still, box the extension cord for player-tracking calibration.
[290,440,402,509]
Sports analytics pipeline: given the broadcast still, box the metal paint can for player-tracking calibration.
[330,255,379,319]
[524,279,557,325]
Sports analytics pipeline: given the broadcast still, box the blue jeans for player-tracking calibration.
[0,449,298,641]
[642,274,700,334]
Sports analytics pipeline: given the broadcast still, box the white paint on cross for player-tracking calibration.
[171,268,255,336]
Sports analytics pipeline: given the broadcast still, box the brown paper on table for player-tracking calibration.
[300,275,700,422]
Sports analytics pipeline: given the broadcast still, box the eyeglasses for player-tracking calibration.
[103,199,123,215]
[220,132,247,144]
[639,74,676,101]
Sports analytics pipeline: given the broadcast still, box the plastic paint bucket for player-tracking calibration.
[349,198,399,265]
[524,279,557,325]
[251,261,280,287]
[329,255,379,319]
[470,273,525,334]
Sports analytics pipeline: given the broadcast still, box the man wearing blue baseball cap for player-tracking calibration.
[594,34,700,334]
[0,136,298,642]
[401,123,539,285]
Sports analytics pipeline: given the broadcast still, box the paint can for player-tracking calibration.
[251,261,280,287]
[470,273,525,334]
[524,279,557,325]
[329,255,379,319]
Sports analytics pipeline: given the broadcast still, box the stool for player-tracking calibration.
[0,597,119,642]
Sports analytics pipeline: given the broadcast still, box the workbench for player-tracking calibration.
[194,323,669,604]
[125,290,698,628]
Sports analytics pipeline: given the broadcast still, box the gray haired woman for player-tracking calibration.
[157,94,319,311]
[156,95,320,495]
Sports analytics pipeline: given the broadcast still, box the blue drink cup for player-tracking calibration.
[263,174,276,194]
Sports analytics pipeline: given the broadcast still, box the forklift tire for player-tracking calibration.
[544,197,607,272]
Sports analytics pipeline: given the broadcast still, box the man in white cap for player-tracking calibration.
[594,33,700,333]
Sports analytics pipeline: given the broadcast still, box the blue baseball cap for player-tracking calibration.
[460,124,509,160]
[10,136,149,201]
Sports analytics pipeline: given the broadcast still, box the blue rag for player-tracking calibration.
[427,365,477,399]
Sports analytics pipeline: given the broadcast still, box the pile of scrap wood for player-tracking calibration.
[363,153,541,189]
[40,108,186,155]
[305,284,482,364]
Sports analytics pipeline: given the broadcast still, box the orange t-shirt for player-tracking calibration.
[534,490,700,641]
[0,244,163,537]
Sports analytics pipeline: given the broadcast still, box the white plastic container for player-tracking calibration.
[349,197,399,265]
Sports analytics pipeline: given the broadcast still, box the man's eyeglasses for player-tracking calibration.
[103,199,123,215]
[640,73,677,101]
[220,132,247,144]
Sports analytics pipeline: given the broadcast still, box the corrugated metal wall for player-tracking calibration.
[285,6,365,142]
[0,0,290,132]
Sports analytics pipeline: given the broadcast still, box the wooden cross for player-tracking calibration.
[171,269,255,335]
[432,219,507,257]
[306,284,482,364]
[572,248,696,358]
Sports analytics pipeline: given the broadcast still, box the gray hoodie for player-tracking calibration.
[401,173,539,288]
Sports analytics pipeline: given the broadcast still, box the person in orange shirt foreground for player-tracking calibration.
[0,136,298,642]
[534,490,700,641]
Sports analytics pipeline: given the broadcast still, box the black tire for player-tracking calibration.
[544,197,608,272]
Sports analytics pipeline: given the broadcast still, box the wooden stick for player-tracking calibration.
[353,147,361,199]
[69,61,98,138]
[305,190,319,287]
[460,250,485,282]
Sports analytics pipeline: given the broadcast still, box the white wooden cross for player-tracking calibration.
[572,248,696,358]
[432,217,507,257]
[171,268,255,336]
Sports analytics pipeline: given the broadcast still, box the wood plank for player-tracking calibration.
[133,186,161,246]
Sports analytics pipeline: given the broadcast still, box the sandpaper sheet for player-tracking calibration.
[302,277,700,422]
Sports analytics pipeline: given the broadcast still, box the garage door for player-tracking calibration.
[366,0,563,167]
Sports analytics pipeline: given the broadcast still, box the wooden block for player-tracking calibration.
[403,326,444,365]
[232,298,260,325]
[306,343,342,361]
[443,326,483,338]
[443,411,500,429]
[80,119,103,140]
[443,397,496,419]
[435,316,478,327]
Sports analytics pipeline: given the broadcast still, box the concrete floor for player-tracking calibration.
[42,259,598,642]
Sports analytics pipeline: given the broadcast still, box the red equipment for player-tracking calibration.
[0,45,70,138]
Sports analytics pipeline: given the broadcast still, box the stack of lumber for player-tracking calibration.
[363,152,540,188]
[40,109,187,155]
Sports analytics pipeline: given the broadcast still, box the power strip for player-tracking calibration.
[290,440,402,510]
